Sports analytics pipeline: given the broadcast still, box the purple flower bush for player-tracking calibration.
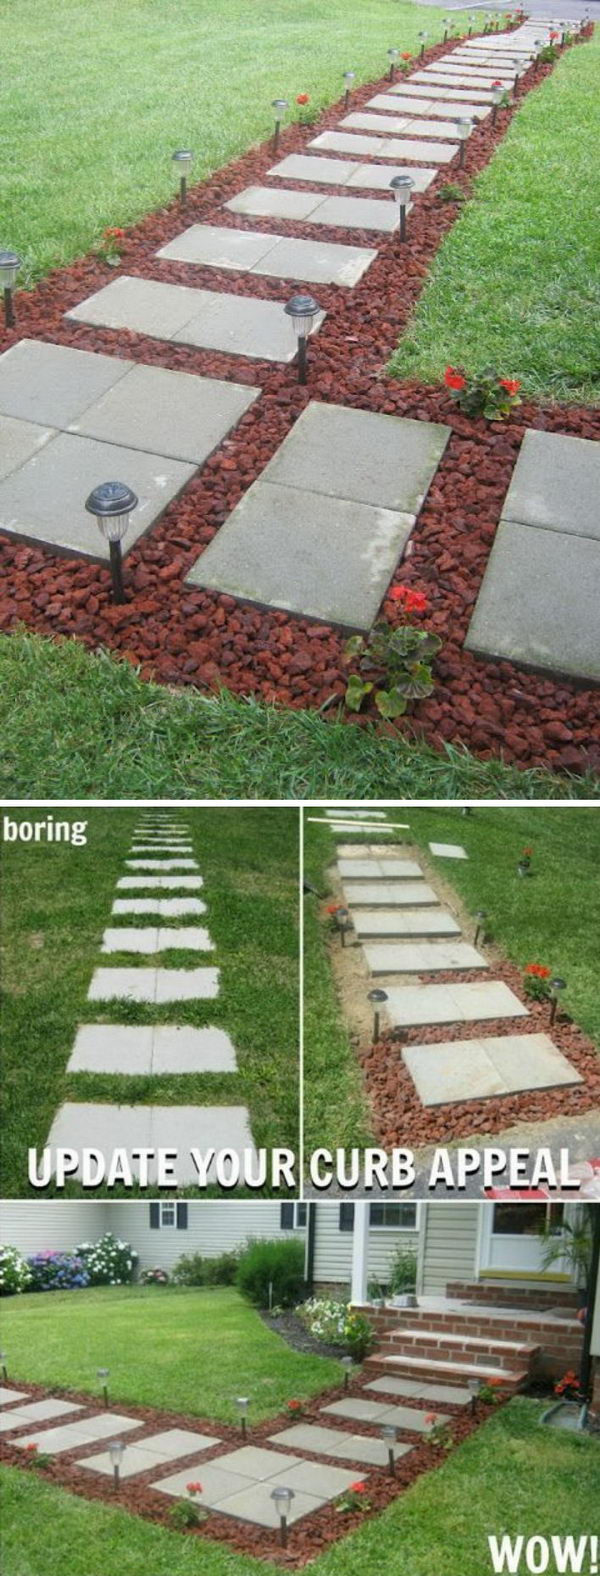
[27,1251,90,1293]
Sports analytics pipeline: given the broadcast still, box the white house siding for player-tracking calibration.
[420,1203,480,1294]
[1,1201,111,1254]
[105,1202,305,1273]
[312,1204,419,1292]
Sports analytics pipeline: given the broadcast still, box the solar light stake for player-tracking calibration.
[549,977,566,1025]
[284,293,320,385]
[468,1376,481,1415]
[0,251,21,329]
[108,1440,125,1489]
[335,906,351,947]
[368,987,388,1042]
[390,173,414,241]
[271,1486,294,1547]
[418,31,427,59]
[343,71,355,109]
[474,910,487,948]
[443,17,449,42]
[491,87,504,125]
[382,1423,397,1476]
[455,118,472,168]
[97,1367,110,1407]
[85,482,138,605]
[272,98,289,152]
[0,1352,7,1382]
[172,149,193,205]
[387,48,399,81]
[341,1355,354,1392]
[236,1396,249,1438]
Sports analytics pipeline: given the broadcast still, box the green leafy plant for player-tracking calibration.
[76,1233,136,1285]
[522,963,552,1001]
[444,365,522,419]
[295,92,318,125]
[236,1237,305,1309]
[0,1245,33,1295]
[23,1443,54,1470]
[94,226,125,266]
[437,182,466,203]
[140,1267,170,1286]
[335,1480,371,1514]
[168,1493,206,1529]
[344,1308,375,1361]
[539,1208,594,1291]
[478,1378,506,1405]
[425,1415,454,1450]
[538,43,558,63]
[173,1250,240,1287]
[345,592,441,720]
[388,1247,418,1295]
[367,1277,387,1303]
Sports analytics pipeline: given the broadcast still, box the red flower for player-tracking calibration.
[24,1443,38,1454]
[491,80,504,86]
[550,30,559,40]
[186,1481,202,1494]
[524,963,551,979]
[287,1398,302,1409]
[522,847,533,857]
[326,903,341,914]
[499,377,521,396]
[350,1481,366,1493]
[444,366,467,391]
[405,590,429,614]
[296,93,310,105]
[488,1376,504,1387]
[105,227,125,239]
[401,52,412,60]
[424,1413,438,1425]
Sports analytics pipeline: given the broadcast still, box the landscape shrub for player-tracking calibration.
[388,1247,418,1294]
[236,1238,305,1308]
[140,1267,170,1286]
[0,1245,33,1296]
[298,1296,374,1358]
[27,1251,89,1292]
[172,1249,240,1286]
[75,1233,137,1284]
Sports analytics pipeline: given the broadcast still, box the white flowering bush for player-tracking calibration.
[0,1245,33,1296]
[75,1234,137,1285]
[297,1297,374,1358]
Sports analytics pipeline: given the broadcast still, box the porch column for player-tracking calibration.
[350,1200,370,1305]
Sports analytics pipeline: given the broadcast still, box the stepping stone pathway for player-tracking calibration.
[308,130,458,162]
[0,1389,28,1405]
[157,224,377,287]
[0,1398,84,1432]
[388,82,497,101]
[67,277,326,362]
[367,94,490,119]
[466,430,600,682]
[342,112,466,140]
[81,1429,222,1477]
[269,155,437,192]
[270,1422,413,1467]
[326,828,583,1111]
[0,340,258,559]
[226,186,402,232]
[322,1397,448,1432]
[365,1376,471,1405]
[14,1414,143,1452]
[47,814,257,1179]
[185,401,449,628]
[151,1446,361,1525]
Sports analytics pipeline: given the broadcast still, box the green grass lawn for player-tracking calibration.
[0,806,299,1196]
[2,0,469,285]
[390,31,600,404]
[303,806,600,1153]
[2,634,596,801]
[0,1284,339,1420]
[1,1398,597,1575]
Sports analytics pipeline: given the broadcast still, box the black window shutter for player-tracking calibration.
[149,1202,160,1229]
[176,1202,188,1229]
[280,1202,295,1229]
[339,1202,355,1232]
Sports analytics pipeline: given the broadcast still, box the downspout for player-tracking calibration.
[305,1202,317,1292]
[579,1206,600,1401]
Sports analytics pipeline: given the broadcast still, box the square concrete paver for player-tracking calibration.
[211,1481,324,1528]
[351,909,460,938]
[429,842,468,858]
[0,339,133,427]
[393,83,495,102]
[346,163,436,192]
[226,185,324,219]
[0,1399,84,1431]
[87,966,219,1001]
[125,859,198,869]
[323,1399,447,1432]
[383,981,529,1028]
[501,429,600,542]
[251,235,377,286]
[214,1446,303,1479]
[268,1423,411,1466]
[326,810,387,819]
[262,402,450,514]
[100,927,213,953]
[45,1106,257,1183]
[67,1024,237,1074]
[0,415,54,481]
[311,130,457,162]
[343,882,438,906]
[69,362,259,465]
[367,94,490,120]
[14,1414,141,1452]
[158,224,281,269]
[111,899,206,917]
[366,1377,470,1406]
[465,520,600,683]
[117,876,204,888]
[81,1429,221,1476]
[0,430,195,560]
[294,193,401,232]
[404,1032,584,1107]
[268,154,359,184]
[0,1389,28,1406]
[343,111,463,139]
[67,276,325,363]
[336,858,423,877]
[363,940,487,974]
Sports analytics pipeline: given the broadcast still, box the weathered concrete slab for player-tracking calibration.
[0,339,133,427]
[0,1399,84,1431]
[186,403,449,629]
[14,1414,141,1452]
[225,185,323,218]
[502,430,600,542]
[159,221,376,287]
[269,1423,412,1466]
[336,858,423,877]
[125,859,198,869]
[268,154,362,184]
[363,939,486,974]
[324,1398,448,1431]
[70,362,259,466]
[465,521,600,683]
[69,1022,238,1080]
[0,415,54,481]
[100,927,214,953]
[342,112,463,139]
[0,1389,29,1406]
[87,966,219,1001]
[81,1429,221,1476]
[392,82,496,102]
[311,130,458,162]
[351,909,461,938]
[346,163,437,192]
[382,980,529,1027]
[429,842,468,859]
[45,1105,257,1182]
[404,1032,584,1107]
[343,882,438,906]
[67,276,325,363]
[366,1376,471,1405]
[111,898,207,916]
[117,876,204,888]
[227,180,403,232]
[326,810,387,819]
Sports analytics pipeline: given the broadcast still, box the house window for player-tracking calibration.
[160,1202,176,1228]
[149,1202,188,1230]
[493,1203,565,1236]
[339,1203,417,1232]
[280,1202,307,1230]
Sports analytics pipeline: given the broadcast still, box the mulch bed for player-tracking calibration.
[1,28,598,777]
[361,957,600,1148]
[0,1368,505,1565]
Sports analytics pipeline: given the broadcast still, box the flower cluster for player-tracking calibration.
[554,1369,579,1396]
[0,1245,33,1296]
[522,962,552,1002]
[27,1251,89,1293]
[443,365,522,420]
[140,1267,170,1285]
[287,1397,305,1413]
[75,1234,137,1285]
[335,1480,371,1514]
[95,226,125,266]
[524,963,551,979]
[186,1481,203,1495]
[388,584,429,615]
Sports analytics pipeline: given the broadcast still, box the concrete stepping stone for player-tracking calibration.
[130,846,194,855]
[87,966,219,1001]
[125,859,199,869]
[423,65,515,82]
[404,1032,584,1107]
[0,1389,28,1405]
[429,842,468,859]
[269,1422,412,1466]
[362,940,487,974]
[112,898,207,917]
[351,909,461,939]
[45,1105,257,1183]
[327,821,396,834]
[414,70,510,89]
[390,82,497,102]
[117,876,204,888]
[0,1398,84,1431]
[310,130,457,163]
[466,431,600,682]
[342,112,464,140]
[152,1451,346,1524]
[14,1414,141,1453]
[100,927,214,953]
[382,981,529,1028]
[186,401,449,629]
[323,1398,448,1431]
[226,183,401,233]
[268,154,437,193]
[158,223,377,288]
[336,857,422,876]
[336,843,413,857]
[326,809,387,819]
[366,1377,471,1405]
[67,276,325,363]
[0,415,54,481]
[367,94,490,120]
[67,1024,238,1074]
[81,1428,221,1476]
[343,882,438,906]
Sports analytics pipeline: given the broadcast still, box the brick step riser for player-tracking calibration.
[376,1311,580,1342]
[379,1340,530,1372]
[365,1356,528,1393]
[446,1281,580,1312]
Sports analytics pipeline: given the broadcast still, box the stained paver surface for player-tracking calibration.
[403,1032,584,1106]
[45,1105,257,1181]
[269,1422,412,1465]
[87,966,219,1001]
[310,130,457,162]
[337,858,423,878]
[351,909,460,938]
[67,276,325,362]
[429,842,468,859]
[100,926,213,953]
[362,940,487,973]
[343,882,438,906]
[158,224,377,287]
[382,980,529,1027]
[67,1023,237,1074]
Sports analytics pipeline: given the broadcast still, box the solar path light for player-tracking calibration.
[108,1439,126,1489]
[455,117,472,167]
[442,16,450,42]
[334,906,352,947]
[271,1485,295,1546]
[0,250,21,329]
[381,1423,397,1475]
[341,1354,354,1391]
[549,977,566,1025]
[343,70,356,109]
[272,98,289,152]
[468,1376,481,1415]
[172,149,193,205]
[418,30,428,59]
[390,173,414,242]
[474,910,488,947]
[368,987,388,1041]
[284,293,320,385]
[97,1367,110,1407]
[387,47,399,81]
[491,86,505,125]
[236,1395,249,1438]
[0,1352,7,1382]
[85,482,138,605]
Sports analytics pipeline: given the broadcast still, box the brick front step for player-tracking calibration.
[376,1308,580,1344]
[365,1352,528,1392]
[378,1330,538,1372]
[447,1280,580,1313]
